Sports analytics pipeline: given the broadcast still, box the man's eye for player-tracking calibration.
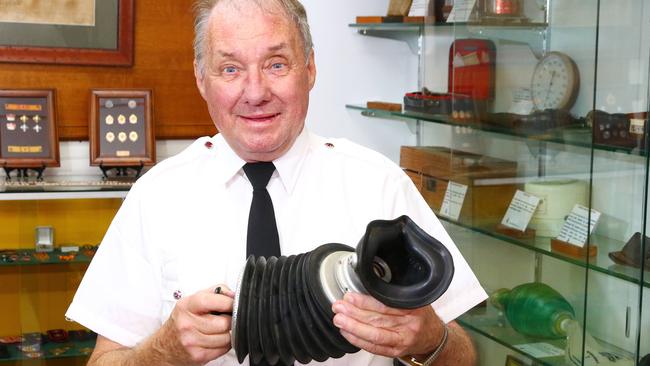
[223,66,238,74]
[271,63,285,70]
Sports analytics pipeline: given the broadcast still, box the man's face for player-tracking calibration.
[194,0,316,162]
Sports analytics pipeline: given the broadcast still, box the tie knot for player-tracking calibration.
[243,162,276,190]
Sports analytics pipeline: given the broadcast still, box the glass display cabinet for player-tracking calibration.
[348,0,649,365]
[0,180,127,365]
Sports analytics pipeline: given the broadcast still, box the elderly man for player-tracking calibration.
[67,0,487,365]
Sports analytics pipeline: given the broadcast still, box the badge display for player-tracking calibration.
[0,89,60,169]
[89,89,155,167]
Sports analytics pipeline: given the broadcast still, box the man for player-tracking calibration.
[66,0,487,365]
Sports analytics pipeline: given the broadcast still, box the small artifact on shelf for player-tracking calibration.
[588,110,647,151]
[524,179,588,238]
[35,226,54,253]
[608,232,650,271]
[366,101,402,112]
[355,15,424,23]
[404,39,496,123]
[400,146,518,226]
[491,282,575,339]
[482,109,580,135]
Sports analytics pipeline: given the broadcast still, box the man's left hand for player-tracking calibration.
[331,292,445,358]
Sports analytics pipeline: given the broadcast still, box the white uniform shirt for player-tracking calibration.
[67,129,487,366]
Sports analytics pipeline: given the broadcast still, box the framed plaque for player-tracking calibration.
[89,90,155,167]
[0,0,134,67]
[0,89,60,168]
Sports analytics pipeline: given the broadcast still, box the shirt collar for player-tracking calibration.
[212,129,311,194]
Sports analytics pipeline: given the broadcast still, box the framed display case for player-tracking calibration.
[89,89,156,168]
[0,89,59,169]
[348,0,649,365]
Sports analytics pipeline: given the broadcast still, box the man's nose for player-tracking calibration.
[243,69,272,106]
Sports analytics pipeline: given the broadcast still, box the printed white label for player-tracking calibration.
[447,0,476,22]
[500,190,541,232]
[514,342,565,358]
[439,181,468,221]
[555,204,601,247]
[409,0,429,16]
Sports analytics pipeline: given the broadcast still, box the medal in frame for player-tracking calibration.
[89,89,155,169]
[0,89,60,170]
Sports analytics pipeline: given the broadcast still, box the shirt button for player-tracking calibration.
[173,290,182,300]
[325,142,334,148]
[205,141,213,149]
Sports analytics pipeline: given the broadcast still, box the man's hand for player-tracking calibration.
[87,284,235,366]
[331,292,444,358]
[159,285,235,365]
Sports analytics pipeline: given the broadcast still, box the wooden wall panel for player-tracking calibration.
[0,0,217,141]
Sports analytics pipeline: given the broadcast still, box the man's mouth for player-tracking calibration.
[240,113,280,122]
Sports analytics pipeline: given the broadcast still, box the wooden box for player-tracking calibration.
[402,146,519,226]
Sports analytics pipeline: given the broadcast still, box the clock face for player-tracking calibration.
[531,52,580,111]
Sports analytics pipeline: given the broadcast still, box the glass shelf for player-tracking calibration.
[0,176,131,200]
[439,217,650,289]
[0,338,95,362]
[346,104,647,157]
[0,248,96,267]
[349,21,548,56]
[457,306,634,366]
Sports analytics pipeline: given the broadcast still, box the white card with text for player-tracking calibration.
[447,0,476,22]
[439,181,468,221]
[500,190,541,232]
[409,0,429,16]
[555,204,601,247]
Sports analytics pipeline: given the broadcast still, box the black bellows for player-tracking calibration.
[232,215,455,365]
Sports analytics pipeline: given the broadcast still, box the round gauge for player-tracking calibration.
[530,51,579,111]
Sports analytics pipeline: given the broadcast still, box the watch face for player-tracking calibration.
[531,51,580,111]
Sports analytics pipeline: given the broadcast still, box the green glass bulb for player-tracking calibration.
[490,282,575,339]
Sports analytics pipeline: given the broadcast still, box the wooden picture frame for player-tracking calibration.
[0,0,134,67]
[0,89,60,168]
[89,90,155,167]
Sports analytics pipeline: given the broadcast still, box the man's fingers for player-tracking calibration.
[338,329,401,358]
[186,291,234,315]
[212,285,235,298]
[332,312,402,347]
[332,300,409,329]
[343,292,407,316]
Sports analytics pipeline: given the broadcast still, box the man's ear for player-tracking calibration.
[307,50,316,91]
[194,59,207,100]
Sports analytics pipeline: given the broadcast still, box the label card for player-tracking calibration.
[439,181,468,221]
[555,204,602,247]
[500,190,541,232]
[514,342,565,358]
[409,0,429,16]
[447,0,476,22]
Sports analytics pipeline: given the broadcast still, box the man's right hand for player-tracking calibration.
[87,284,235,366]
[160,285,235,365]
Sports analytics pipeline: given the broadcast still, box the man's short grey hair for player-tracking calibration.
[193,0,313,75]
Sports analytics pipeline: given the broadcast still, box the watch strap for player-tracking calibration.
[398,323,449,366]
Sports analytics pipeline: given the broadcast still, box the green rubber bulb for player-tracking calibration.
[490,282,575,339]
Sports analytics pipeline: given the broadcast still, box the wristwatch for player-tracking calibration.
[398,324,449,366]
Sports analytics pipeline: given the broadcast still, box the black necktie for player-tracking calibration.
[243,162,281,259]
[243,162,285,366]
